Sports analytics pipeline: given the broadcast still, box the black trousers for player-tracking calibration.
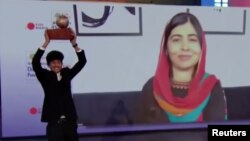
[46,120,79,141]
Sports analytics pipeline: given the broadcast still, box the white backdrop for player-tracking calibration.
[0,0,250,138]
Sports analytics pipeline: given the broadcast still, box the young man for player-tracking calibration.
[32,29,86,141]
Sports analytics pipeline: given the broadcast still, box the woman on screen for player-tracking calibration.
[137,12,227,123]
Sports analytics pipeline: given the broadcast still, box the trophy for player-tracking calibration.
[46,15,74,40]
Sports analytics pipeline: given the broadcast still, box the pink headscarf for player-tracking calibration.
[153,26,218,115]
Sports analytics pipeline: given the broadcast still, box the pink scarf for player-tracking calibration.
[153,30,218,115]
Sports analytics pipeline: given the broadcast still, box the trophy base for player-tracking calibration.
[47,28,74,40]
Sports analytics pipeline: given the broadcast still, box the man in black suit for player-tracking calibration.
[32,29,86,141]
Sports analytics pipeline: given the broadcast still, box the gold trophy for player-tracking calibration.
[46,15,74,40]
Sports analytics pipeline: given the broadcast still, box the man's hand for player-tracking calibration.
[42,29,50,49]
[69,28,81,52]
[69,27,77,46]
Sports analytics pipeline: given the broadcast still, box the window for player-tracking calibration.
[214,0,228,7]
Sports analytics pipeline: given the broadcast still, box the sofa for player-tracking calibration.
[73,86,250,126]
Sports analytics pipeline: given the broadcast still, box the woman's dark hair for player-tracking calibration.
[164,12,203,49]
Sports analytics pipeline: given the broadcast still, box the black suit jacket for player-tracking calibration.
[32,49,87,123]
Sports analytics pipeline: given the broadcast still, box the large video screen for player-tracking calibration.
[1,0,250,138]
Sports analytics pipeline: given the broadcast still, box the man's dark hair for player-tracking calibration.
[46,50,64,65]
